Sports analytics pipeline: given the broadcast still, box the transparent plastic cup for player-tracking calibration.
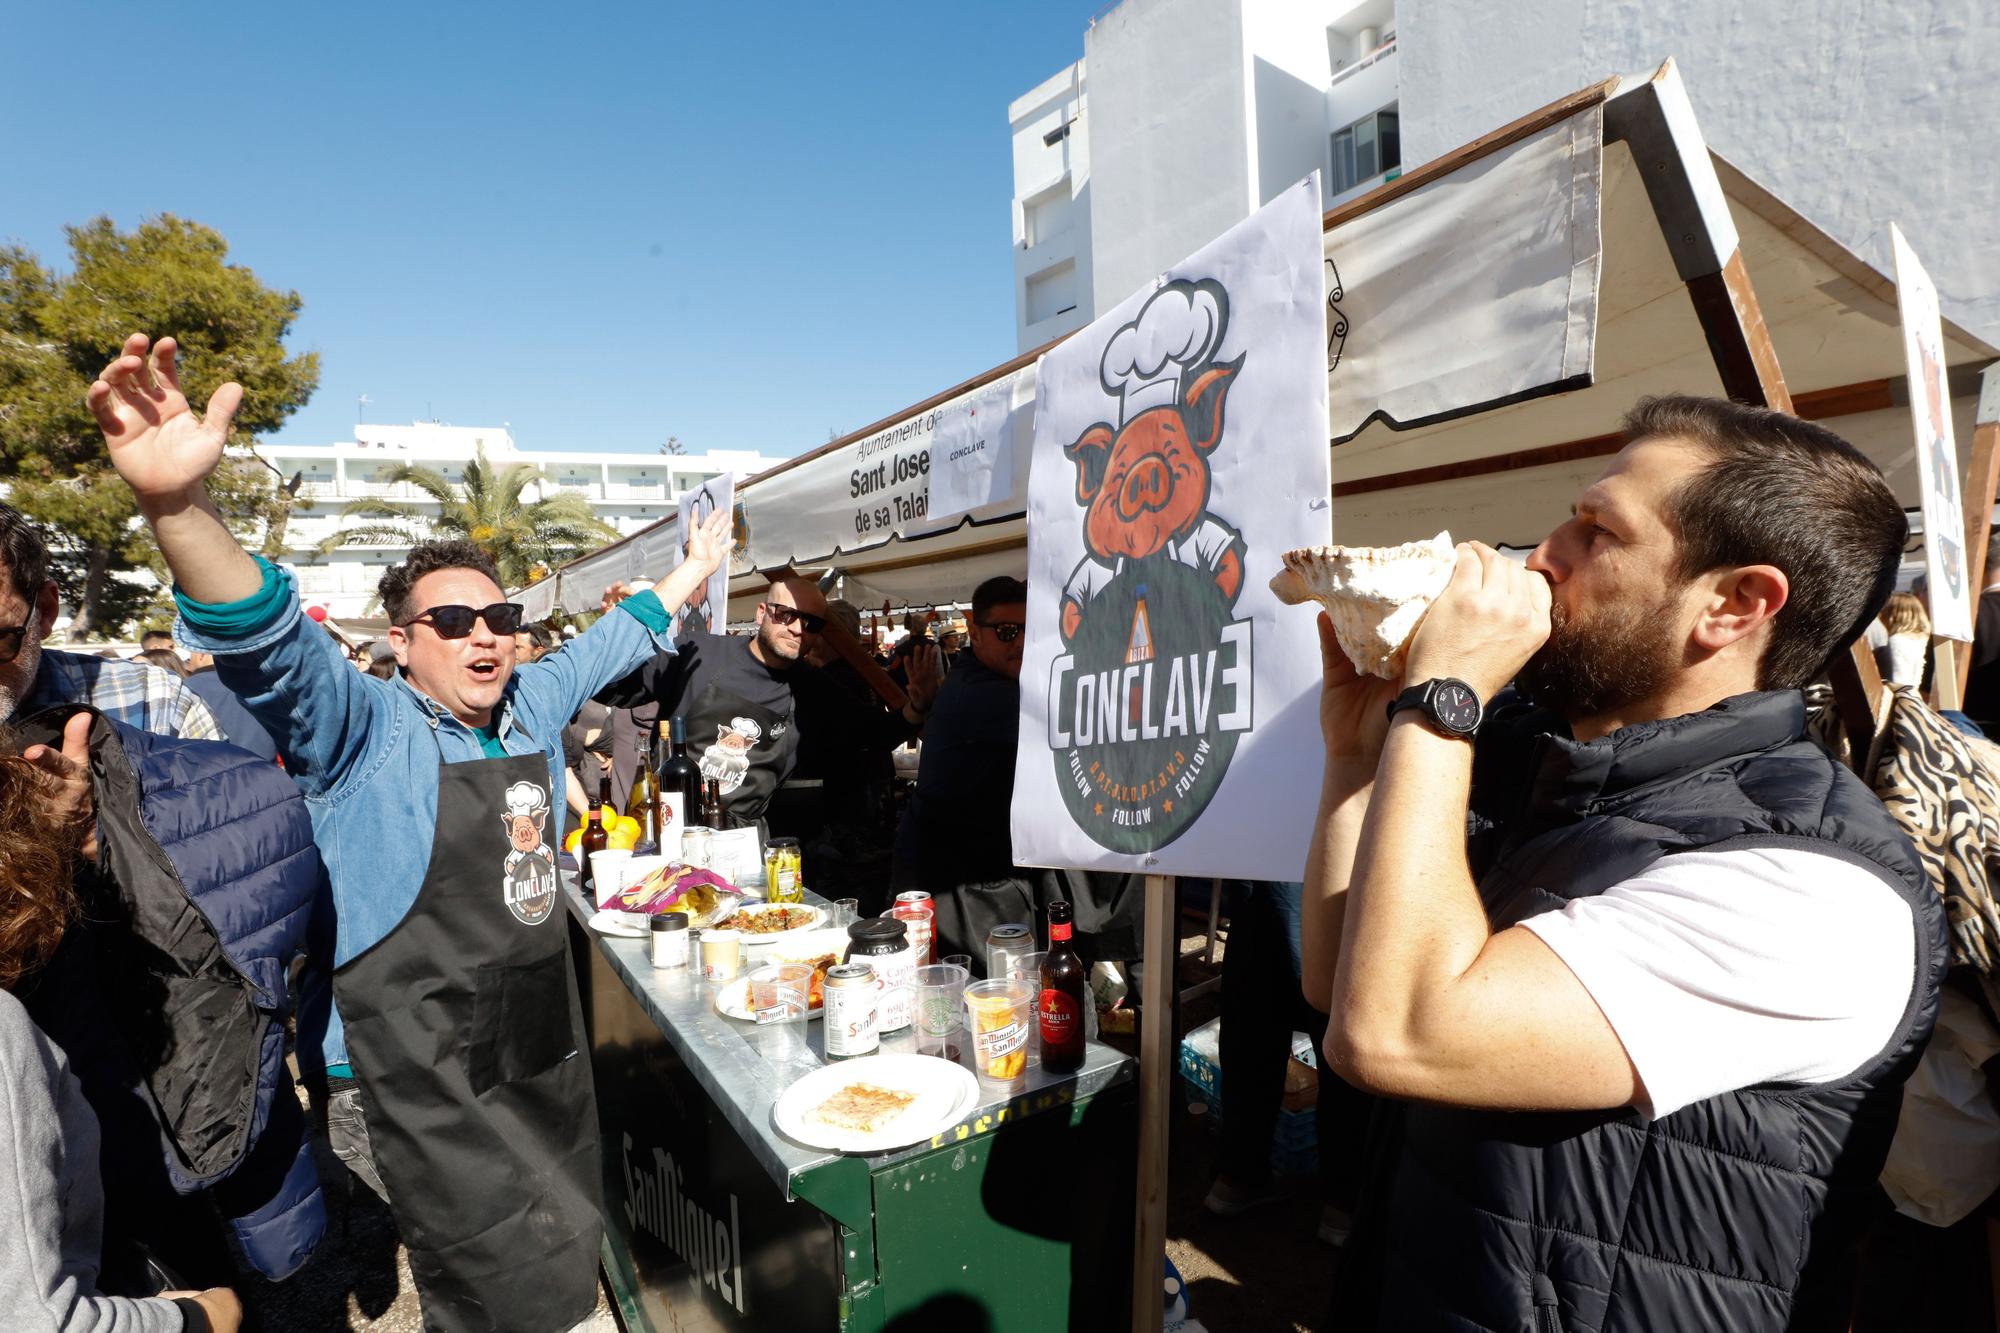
[999,951,1048,1067]
[912,964,971,1061]
[747,962,816,1070]
[964,978,1034,1086]
[589,849,633,908]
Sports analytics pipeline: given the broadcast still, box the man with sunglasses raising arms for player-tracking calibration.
[88,332,730,1333]
[599,571,940,833]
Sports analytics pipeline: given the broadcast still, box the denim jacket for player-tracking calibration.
[175,567,675,1070]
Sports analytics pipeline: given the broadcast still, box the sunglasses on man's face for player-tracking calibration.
[763,603,826,634]
[400,602,526,639]
[976,620,1025,643]
[0,605,39,666]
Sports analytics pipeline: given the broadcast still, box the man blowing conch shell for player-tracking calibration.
[1285,395,1942,1333]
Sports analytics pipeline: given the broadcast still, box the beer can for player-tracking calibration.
[892,891,936,965]
[822,962,879,1058]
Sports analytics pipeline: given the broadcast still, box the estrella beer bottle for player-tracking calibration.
[1040,901,1087,1073]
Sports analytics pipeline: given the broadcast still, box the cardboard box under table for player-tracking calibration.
[564,881,1138,1331]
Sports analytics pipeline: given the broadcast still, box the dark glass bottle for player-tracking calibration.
[701,776,727,830]
[579,796,609,897]
[659,715,702,830]
[1039,901,1087,1073]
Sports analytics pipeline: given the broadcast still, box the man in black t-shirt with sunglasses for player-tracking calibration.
[601,574,939,831]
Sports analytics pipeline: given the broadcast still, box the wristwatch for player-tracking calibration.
[1386,677,1483,738]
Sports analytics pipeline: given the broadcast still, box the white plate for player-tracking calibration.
[773,1053,980,1154]
[588,910,649,938]
[712,902,823,939]
[714,975,825,1023]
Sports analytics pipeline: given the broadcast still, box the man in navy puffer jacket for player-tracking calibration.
[1301,396,1944,1332]
[15,704,326,1291]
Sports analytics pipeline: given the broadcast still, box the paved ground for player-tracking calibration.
[229,920,1323,1331]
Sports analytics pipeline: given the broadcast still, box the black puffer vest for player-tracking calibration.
[1359,691,1945,1333]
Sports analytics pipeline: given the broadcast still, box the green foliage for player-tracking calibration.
[319,446,618,589]
[0,216,318,636]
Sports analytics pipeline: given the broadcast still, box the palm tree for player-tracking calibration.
[317,447,618,589]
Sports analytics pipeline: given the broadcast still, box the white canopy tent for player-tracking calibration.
[510,63,1996,1329]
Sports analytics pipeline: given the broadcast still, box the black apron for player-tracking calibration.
[686,677,796,828]
[335,749,602,1333]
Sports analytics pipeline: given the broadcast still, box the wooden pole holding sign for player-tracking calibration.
[1954,364,2000,702]
[1131,873,1177,1333]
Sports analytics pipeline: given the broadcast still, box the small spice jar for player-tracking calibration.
[649,912,689,969]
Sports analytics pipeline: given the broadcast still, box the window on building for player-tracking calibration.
[1330,106,1400,196]
[1024,185,1074,249]
[1026,260,1078,326]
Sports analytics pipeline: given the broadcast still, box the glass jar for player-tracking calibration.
[844,918,915,1032]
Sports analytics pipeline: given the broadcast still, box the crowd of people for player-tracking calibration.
[0,330,1978,1333]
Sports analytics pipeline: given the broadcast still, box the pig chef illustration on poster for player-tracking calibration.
[1012,177,1331,876]
[1046,280,1254,853]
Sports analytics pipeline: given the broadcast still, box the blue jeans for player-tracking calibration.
[1217,880,1374,1205]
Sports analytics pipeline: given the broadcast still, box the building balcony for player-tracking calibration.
[1328,36,1396,89]
[603,482,668,500]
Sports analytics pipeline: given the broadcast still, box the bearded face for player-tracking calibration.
[1517,587,1685,719]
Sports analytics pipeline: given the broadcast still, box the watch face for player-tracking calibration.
[1431,681,1481,734]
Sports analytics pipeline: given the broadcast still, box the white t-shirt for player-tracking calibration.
[1520,847,1916,1119]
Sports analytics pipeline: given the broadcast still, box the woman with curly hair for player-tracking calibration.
[0,714,242,1333]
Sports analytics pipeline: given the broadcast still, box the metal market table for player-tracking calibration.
[564,884,1138,1331]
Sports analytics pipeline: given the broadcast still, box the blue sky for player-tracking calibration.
[5,3,1097,459]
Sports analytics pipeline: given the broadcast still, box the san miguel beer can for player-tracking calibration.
[822,962,879,1058]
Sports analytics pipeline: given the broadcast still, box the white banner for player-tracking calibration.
[1011,177,1332,877]
[1891,224,1973,642]
[1325,106,1602,441]
[740,366,1035,572]
[677,473,734,636]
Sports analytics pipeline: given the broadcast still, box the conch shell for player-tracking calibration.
[1269,532,1456,678]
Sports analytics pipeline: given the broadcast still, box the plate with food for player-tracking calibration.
[713,952,842,1023]
[712,902,823,938]
[773,1053,979,1154]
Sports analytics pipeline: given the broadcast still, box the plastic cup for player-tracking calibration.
[912,964,971,1060]
[589,849,633,908]
[999,950,1048,1067]
[941,954,973,973]
[964,978,1034,1086]
[746,962,816,1070]
[832,898,861,929]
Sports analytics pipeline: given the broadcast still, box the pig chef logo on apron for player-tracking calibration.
[500,780,559,925]
[1045,279,1254,852]
[699,716,762,795]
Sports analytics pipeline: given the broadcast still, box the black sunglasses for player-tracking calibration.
[0,606,37,666]
[763,603,826,634]
[400,602,525,639]
[977,620,1025,643]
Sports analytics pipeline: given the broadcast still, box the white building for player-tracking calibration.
[267,424,781,618]
[1014,0,1995,353]
[1009,0,1402,352]
[1393,0,1998,348]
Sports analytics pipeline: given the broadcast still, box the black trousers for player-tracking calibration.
[1216,879,1374,1208]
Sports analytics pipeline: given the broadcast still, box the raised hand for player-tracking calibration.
[86,333,243,504]
[682,506,734,577]
[905,641,944,713]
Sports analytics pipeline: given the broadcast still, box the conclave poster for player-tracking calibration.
[1010,176,1331,878]
[676,473,734,635]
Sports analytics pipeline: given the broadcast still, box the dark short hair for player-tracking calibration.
[520,623,555,650]
[139,629,175,647]
[378,539,504,626]
[0,504,51,611]
[1631,395,1907,690]
[971,576,1027,620]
